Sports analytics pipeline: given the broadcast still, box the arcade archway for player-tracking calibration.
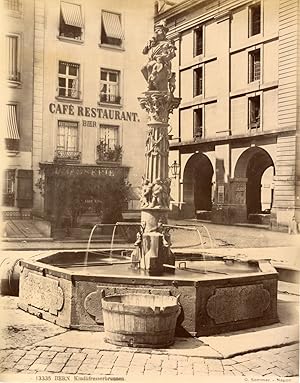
[183,153,214,218]
[234,147,275,218]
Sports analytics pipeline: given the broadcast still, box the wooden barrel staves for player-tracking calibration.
[0,257,22,296]
[101,292,181,348]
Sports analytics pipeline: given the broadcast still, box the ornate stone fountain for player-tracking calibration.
[132,21,180,276]
[16,21,279,337]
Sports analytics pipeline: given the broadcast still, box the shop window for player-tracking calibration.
[249,49,261,82]
[100,69,121,104]
[5,103,20,151]
[55,120,81,161]
[249,2,261,37]
[59,2,83,40]
[194,26,204,56]
[101,11,123,47]
[249,96,260,130]
[193,108,203,139]
[6,34,21,83]
[2,169,15,206]
[58,61,80,99]
[97,125,121,162]
[193,67,203,96]
[4,0,21,12]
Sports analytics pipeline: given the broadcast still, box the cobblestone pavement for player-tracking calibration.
[169,219,300,249]
[0,343,298,377]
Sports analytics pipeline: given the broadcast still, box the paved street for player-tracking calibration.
[0,292,298,381]
[169,219,300,249]
[0,343,298,377]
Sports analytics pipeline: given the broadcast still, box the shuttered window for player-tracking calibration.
[59,2,83,40]
[99,125,119,149]
[4,0,21,12]
[58,61,80,99]
[193,67,203,97]
[2,169,16,206]
[101,11,123,47]
[6,34,20,82]
[16,170,33,208]
[193,108,203,139]
[57,120,79,152]
[249,49,261,82]
[194,26,203,57]
[249,3,261,37]
[249,96,261,130]
[100,69,120,104]
[6,104,20,151]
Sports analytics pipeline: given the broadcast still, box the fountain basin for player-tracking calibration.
[18,250,278,336]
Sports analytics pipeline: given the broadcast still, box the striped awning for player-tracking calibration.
[102,11,123,39]
[6,104,20,140]
[61,2,83,28]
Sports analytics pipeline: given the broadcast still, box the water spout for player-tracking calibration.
[84,224,103,267]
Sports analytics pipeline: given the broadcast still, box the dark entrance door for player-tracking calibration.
[183,153,214,218]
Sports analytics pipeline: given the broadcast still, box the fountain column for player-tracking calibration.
[136,22,180,275]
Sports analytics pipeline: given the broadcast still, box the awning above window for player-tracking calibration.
[6,104,20,140]
[61,2,83,28]
[102,11,123,40]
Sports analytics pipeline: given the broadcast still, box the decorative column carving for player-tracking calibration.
[134,21,180,275]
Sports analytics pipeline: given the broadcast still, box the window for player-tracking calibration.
[5,104,20,151]
[101,11,123,47]
[193,108,203,139]
[58,61,80,99]
[4,0,21,12]
[59,2,83,40]
[56,120,80,160]
[97,125,121,162]
[194,67,203,96]
[194,26,204,56]
[6,34,20,82]
[2,169,15,206]
[249,96,260,129]
[249,3,261,36]
[100,69,120,104]
[249,49,261,82]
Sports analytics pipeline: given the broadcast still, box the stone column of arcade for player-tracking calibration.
[133,21,181,276]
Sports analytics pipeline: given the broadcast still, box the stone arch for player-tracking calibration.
[182,153,214,218]
[234,147,275,217]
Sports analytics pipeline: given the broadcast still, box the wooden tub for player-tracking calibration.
[101,293,180,348]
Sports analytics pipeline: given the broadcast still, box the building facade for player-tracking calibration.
[157,0,300,230]
[3,0,154,228]
[3,0,35,220]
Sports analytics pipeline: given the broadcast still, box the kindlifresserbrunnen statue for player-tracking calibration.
[134,21,180,275]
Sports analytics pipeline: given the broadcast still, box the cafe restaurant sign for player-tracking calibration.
[49,102,140,123]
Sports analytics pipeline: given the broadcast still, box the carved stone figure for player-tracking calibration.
[150,178,164,208]
[141,21,176,92]
[140,179,153,208]
[161,178,171,207]
[168,72,176,94]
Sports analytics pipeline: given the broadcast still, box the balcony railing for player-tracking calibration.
[99,94,121,104]
[193,127,203,141]
[96,143,122,163]
[8,71,21,82]
[54,150,81,162]
[58,88,81,100]
[5,139,19,152]
[3,193,15,207]
[5,0,21,11]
